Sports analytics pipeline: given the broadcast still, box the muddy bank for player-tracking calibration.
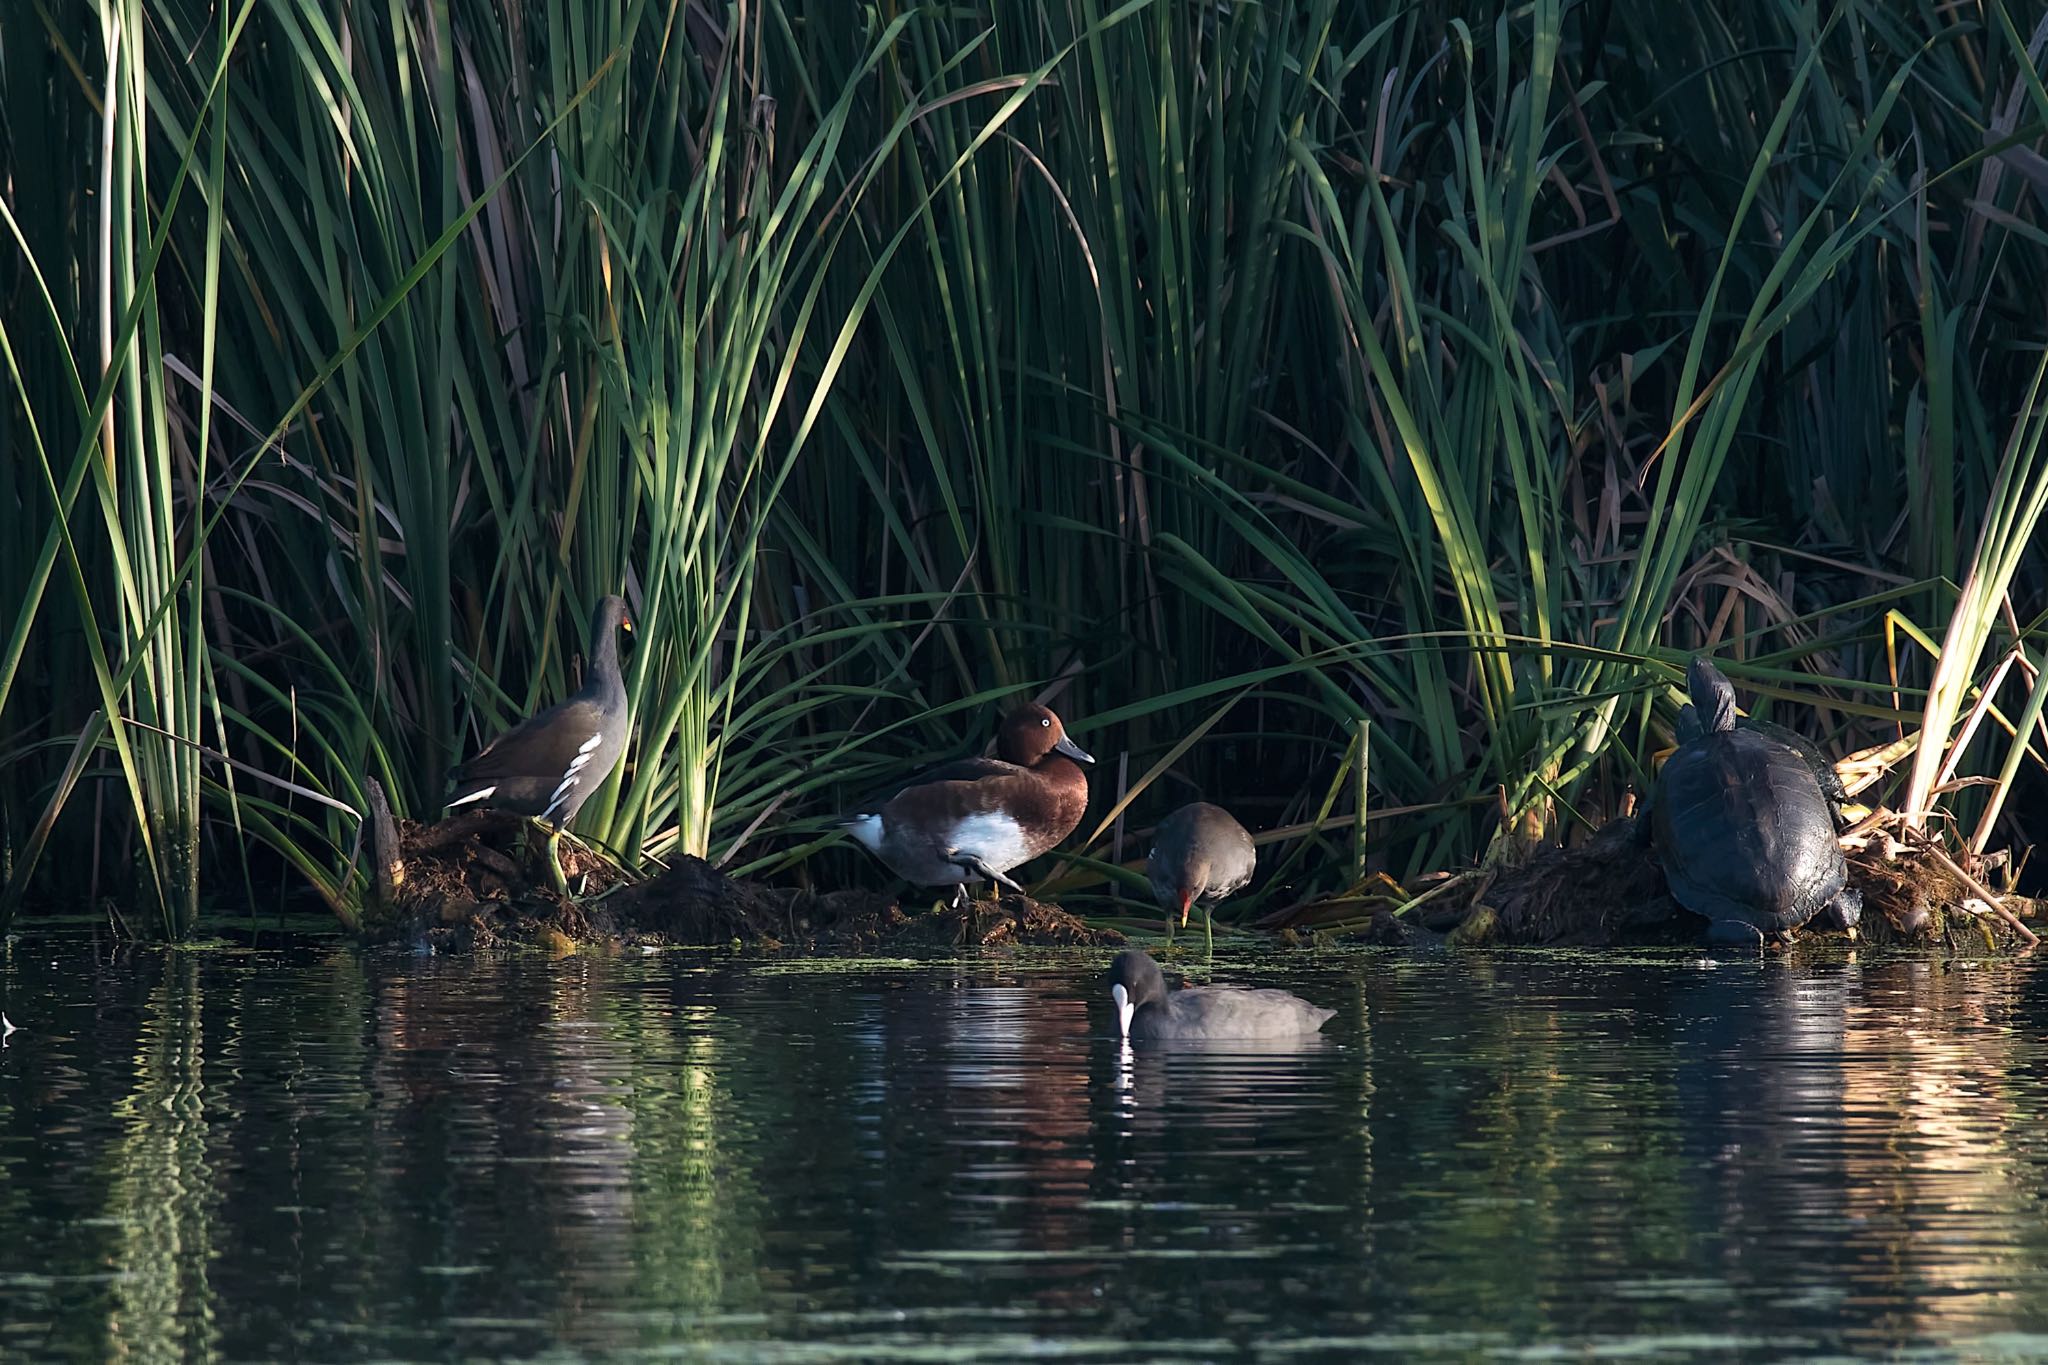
[1393,816,2036,952]
[363,808,2030,956]
[360,809,1122,954]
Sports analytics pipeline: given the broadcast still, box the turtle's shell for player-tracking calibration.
[1674,707,1849,810]
[1652,726,1848,933]
[1742,716,1850,810]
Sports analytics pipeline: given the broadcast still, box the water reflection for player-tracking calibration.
[1110,1033,1339,1137]
[107,953,219,1364]
[3,944,2048,1359]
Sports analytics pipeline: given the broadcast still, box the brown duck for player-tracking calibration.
[843,703,1093,908]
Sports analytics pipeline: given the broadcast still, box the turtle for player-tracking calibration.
[1643,657,1862,948]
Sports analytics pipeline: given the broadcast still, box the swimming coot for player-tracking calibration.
[1106,950,1334,1040]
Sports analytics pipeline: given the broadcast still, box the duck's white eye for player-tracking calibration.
[1041,718,1051,727]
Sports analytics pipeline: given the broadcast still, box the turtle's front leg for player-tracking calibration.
[1704,918,1767,951]
[1817,886,1862,934]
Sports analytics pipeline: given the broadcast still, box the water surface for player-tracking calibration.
[4,939,2048,1361]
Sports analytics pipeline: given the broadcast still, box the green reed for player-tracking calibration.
[3,0,2047,934]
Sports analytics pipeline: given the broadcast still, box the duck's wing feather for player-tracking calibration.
[899,756,1020,791]
[849,757,1022,814]
[1138,986,1335,1040]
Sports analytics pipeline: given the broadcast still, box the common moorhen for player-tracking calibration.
[1147,801,1256,948]
[446,595,632,895]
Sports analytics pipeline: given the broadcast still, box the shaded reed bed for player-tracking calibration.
[4,1,2048,942]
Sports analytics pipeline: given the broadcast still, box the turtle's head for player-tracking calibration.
[1686,657,1738,735]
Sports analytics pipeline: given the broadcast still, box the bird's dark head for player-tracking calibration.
[596,595,633,636]
[999,703,1093,768]
[1106,949,1168,1036]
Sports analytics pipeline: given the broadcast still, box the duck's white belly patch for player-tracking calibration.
[945,812,1034,873]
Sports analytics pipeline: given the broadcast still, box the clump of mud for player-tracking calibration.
[1407,816,2035,951]
[1427,819,1683,947]
[361,809,1121,953]
[1846,848,2024,952]
[357,811,629,952]
[610,866,1118,950]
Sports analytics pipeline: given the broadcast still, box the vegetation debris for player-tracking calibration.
[1407,817,2036,952]
[363,811,1121,954]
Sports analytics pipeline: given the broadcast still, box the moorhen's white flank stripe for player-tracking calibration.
[539,733,607,820]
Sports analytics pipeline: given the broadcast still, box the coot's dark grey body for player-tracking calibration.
[1106,950,1334,1040]
[1649,658,1860,947]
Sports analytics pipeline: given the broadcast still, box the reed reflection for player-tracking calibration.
[1663,956,2048,1350]
[4,945,2048,1360]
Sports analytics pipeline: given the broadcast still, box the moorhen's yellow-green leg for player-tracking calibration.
[545,826,571,898]
[1204,903,1214,955]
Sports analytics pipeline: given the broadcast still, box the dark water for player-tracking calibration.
[5,940,2048,1362]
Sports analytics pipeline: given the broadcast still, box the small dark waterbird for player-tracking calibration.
[1147,802,1256,948]
[446,595,633,896]
[1106,949,1334,1041]
[1644,656,1861,949]
[842,703,1093,909]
